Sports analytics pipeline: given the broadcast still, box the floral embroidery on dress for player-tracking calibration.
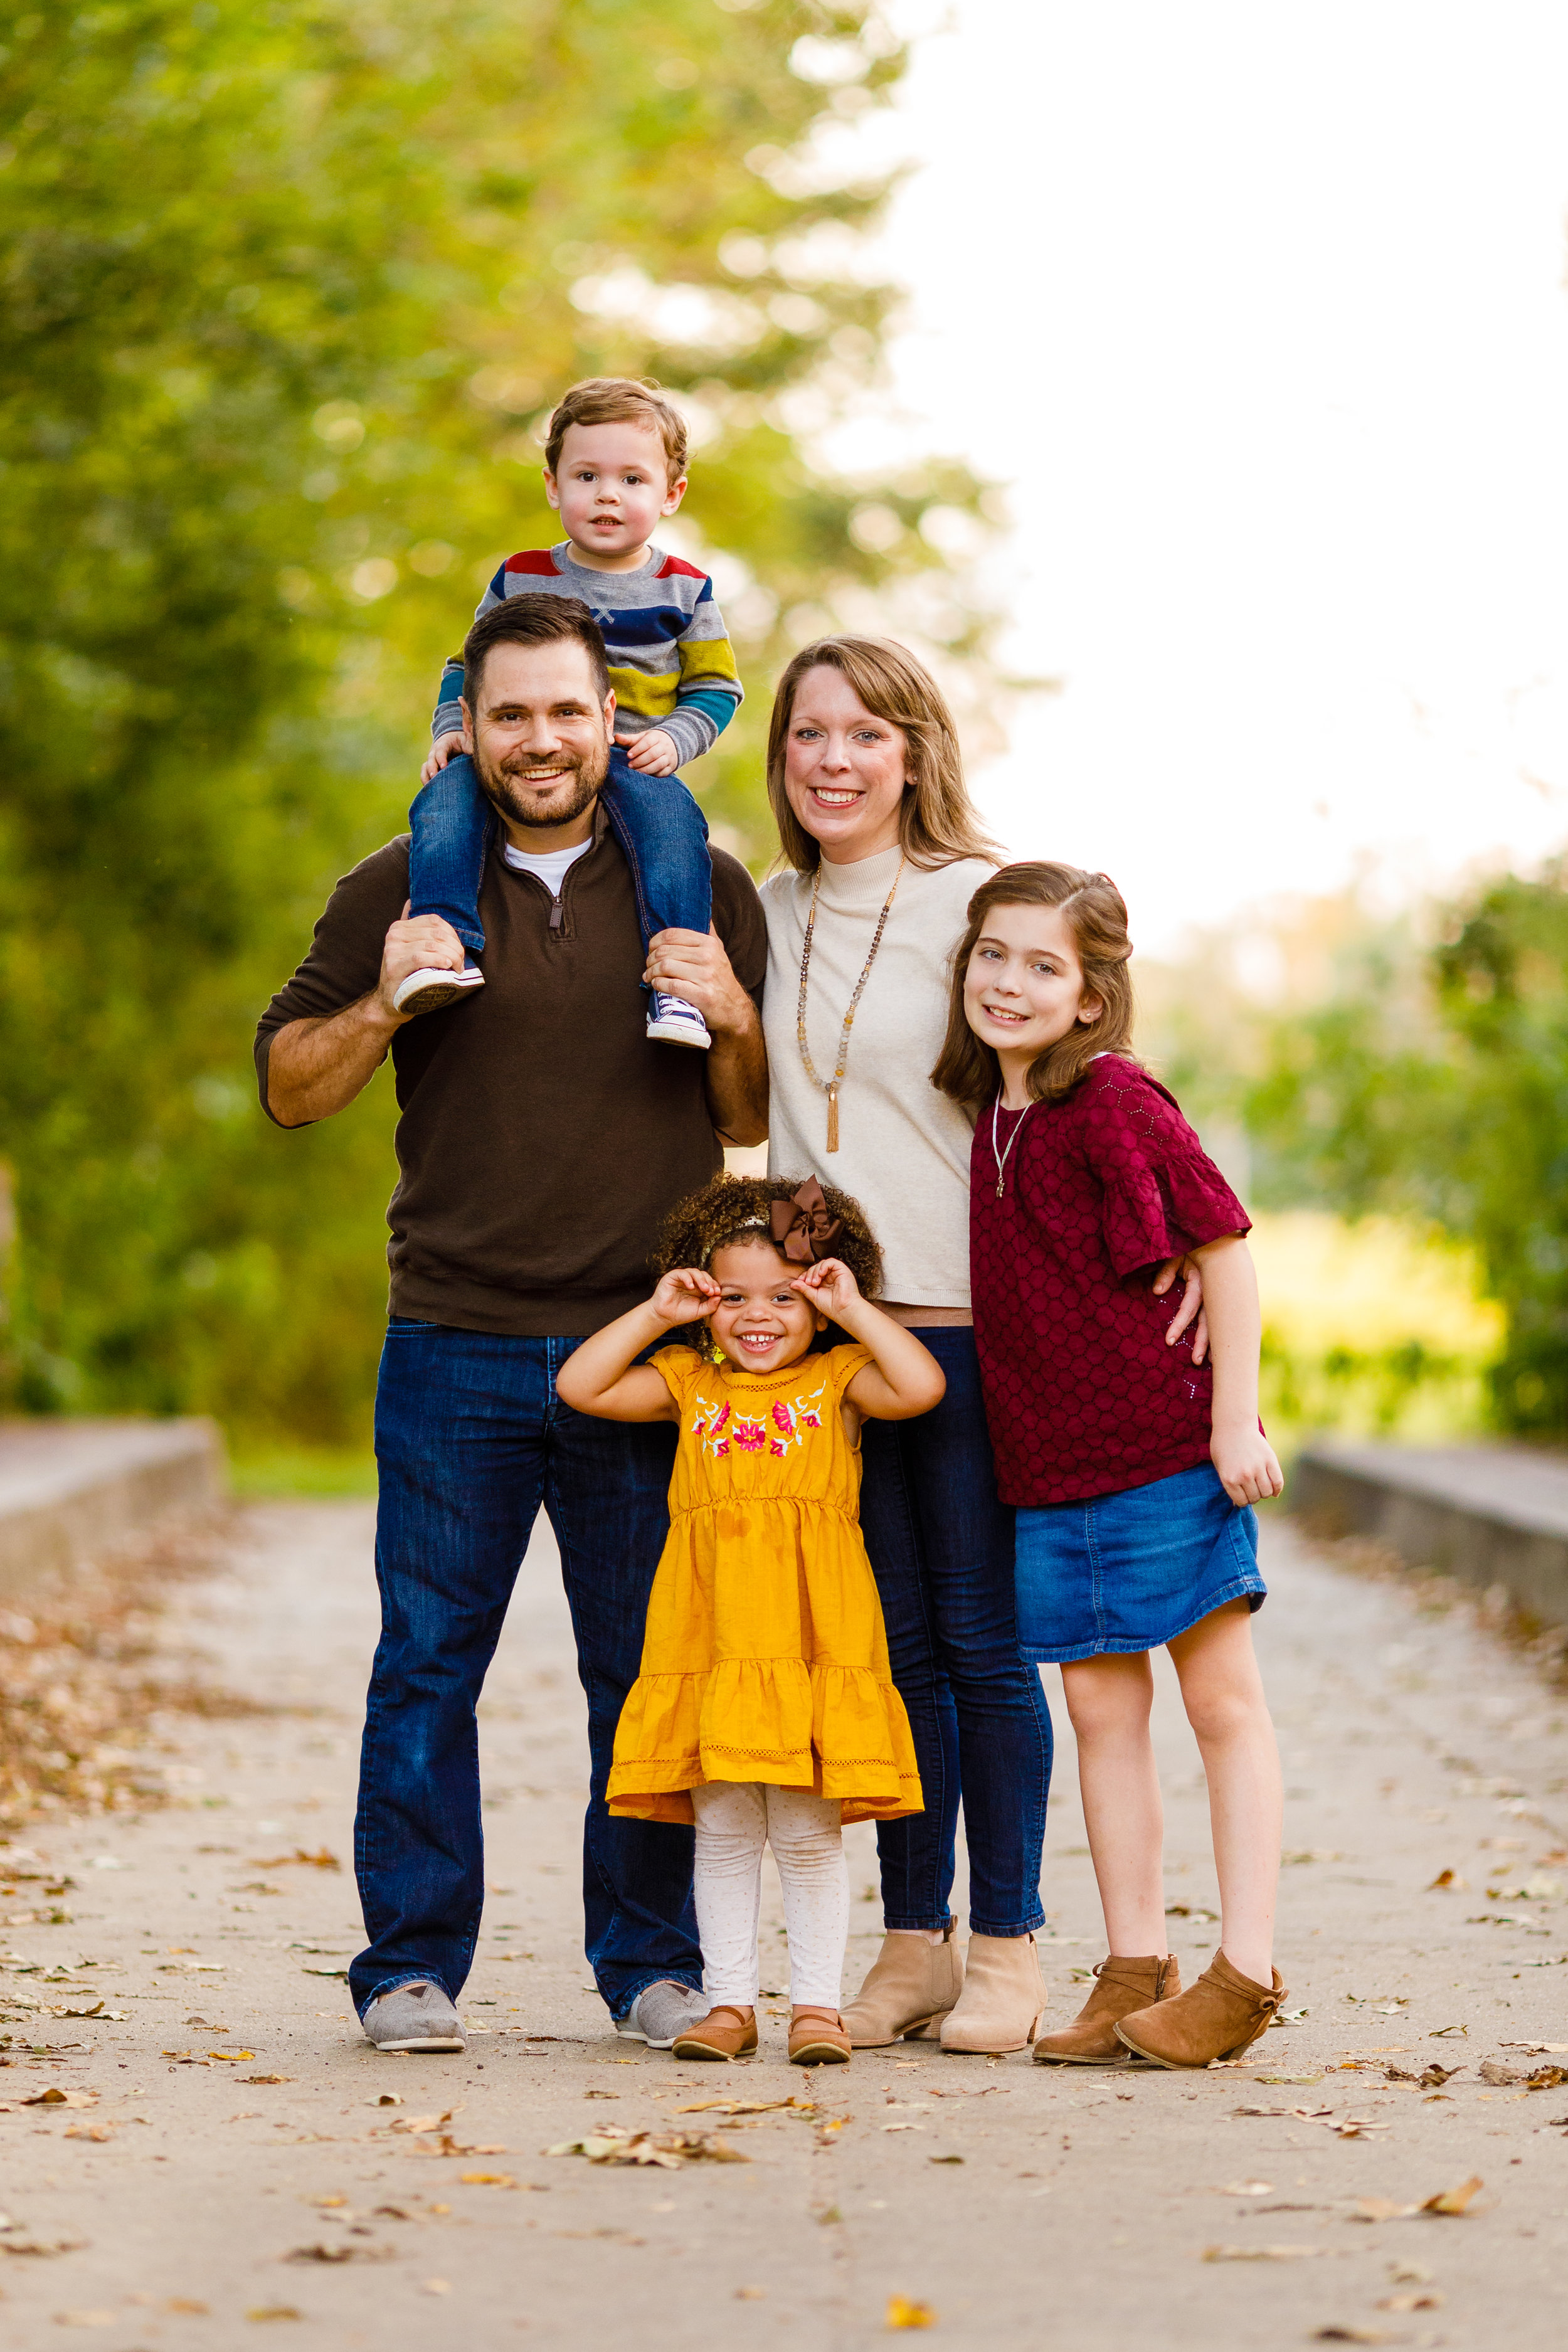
[690,1378,829,1461]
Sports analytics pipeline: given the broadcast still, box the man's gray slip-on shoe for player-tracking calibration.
[614,1981,711,2050]
[361,1979,465,2052]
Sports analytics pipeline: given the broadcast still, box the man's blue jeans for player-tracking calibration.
[407,747,712,958]
[349,1320,701,2020]
[858,1327,1053,1938]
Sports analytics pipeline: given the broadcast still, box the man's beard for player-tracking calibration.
[472,737,607,832]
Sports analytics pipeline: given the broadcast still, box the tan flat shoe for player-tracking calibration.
[940,1932,1046,2055]
[1033,1953,1182,2065]
[840,1922,963,2048]
[1115,1951,1285,2068]
[788,2006,851,2065]
[671,2003,758,2060]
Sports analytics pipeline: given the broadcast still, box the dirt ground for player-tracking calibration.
[1,1500,1565,2350]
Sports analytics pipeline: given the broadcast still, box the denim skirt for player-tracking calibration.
[1014,1461,1265,1664]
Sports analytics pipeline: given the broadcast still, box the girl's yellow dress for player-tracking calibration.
[607,1343,923,1827]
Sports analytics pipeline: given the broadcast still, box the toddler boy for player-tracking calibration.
[398,376,743,1046]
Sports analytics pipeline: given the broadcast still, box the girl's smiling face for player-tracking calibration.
[781,665,909,864]
[707,1238,824,1374]
[963,901,1103,1094]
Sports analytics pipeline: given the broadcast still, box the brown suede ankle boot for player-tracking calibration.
[1115,1950,1285,2068]
[940,1933,1046,2054]
[840,1922,963,2048]
[788,2007,851,2065]
[1032,1953,1182,2065]
[671,2004,758,2061]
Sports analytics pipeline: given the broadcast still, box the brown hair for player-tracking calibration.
[650,1173,882,1350]
[544,376,688,484]
[931,862,1140,1109]
[765,635,1000,873]
[462,592,611,707]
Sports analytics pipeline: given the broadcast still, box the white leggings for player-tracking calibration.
[690,1780,850,2011]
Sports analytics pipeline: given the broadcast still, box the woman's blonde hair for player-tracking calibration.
[931,862,1140,1108]
[765,635,999,872]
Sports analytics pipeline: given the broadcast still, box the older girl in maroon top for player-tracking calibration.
[933,862,1288,2069]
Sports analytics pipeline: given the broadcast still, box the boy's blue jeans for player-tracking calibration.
[349,1319,702,2021]
[407,746,712,958]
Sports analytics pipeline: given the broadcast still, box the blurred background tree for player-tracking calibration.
[0,0,998,1456]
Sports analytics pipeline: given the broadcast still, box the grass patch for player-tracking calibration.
[230,1445,378,1500]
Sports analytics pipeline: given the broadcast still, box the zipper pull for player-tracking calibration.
[549,894,564,935]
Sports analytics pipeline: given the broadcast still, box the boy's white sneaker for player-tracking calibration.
[646,992,711,1049]
[393,965,485,1017]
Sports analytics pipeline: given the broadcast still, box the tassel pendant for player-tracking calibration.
[826,1083,840,1153]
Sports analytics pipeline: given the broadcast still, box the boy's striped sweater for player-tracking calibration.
[433,542,743,770]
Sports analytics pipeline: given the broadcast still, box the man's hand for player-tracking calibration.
[376,906,468,1017]
[619,727,681,776]
[419,729,468,786]
[644,924,753,1037]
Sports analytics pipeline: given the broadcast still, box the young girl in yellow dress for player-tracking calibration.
[556,1173,943,2064]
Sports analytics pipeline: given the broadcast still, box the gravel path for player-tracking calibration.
[1,1502,1564,2349]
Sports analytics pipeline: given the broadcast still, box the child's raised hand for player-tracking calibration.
[420,730,469,786]
[790,1256,861,1322]
[620,727,681,776]
[651,1266,721,1327]
[1211,1424,1285,1508]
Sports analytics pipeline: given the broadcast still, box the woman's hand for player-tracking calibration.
[790,1256,862,1321]
[1211,1423,1285,1508]
[1153,1254,1209,1365]
[652,1266,721,1327]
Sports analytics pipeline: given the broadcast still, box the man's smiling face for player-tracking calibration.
[462,639,614,842]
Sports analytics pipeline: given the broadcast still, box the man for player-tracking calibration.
[255,595,767,2053]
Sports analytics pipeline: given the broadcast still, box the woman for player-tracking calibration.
[756,637,1202,2053]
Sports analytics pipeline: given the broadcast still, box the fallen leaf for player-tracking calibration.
[208,2050,255,2063]
[285,2242,395,2265]
[0,2235,88,2258]
[300,1968,347,1981]
[390,2111,457,2136]
[252,1848,341,1870]
[1498,2039,1568,2053]
[882,2121,923,2133]
[1217,2182,1274,2197]
[421,2280,450,2296]
[735,2286,766,2299]
[22,2088,96,2109]
[50,2312,117,2328]
[1378,2292,1443,2311]
[1428,2022,1468,2037]
[672,2096,814,2116]
[1202,2244,1330,2262]
[886,2296,936,2329]
[928,2154,963,2164]
[63,2125,114,2143]
[370,2094,403,2107]
[1478,2058,1520,2086]
[1422,2175,1483,2216]
[167,2299,209,2314]
[546,2125,746,2168]
[1426,1868,1463,1891]
[240,2075,290,2085]
[1311,2331,1396,2344]
[245,2307,302,2322]
[458,2172,517,2187]
[1525,2064,1567,2089]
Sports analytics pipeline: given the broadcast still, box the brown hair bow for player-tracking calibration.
[769,1176,843,1265]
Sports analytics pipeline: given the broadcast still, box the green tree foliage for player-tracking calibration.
[0,0,991,1440]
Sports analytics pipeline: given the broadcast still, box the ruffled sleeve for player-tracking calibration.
[1076,1061,1250,1279]
[824,1342,875,1398]
[649,1344,699,1408]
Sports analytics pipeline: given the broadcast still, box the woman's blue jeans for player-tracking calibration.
[351,1320,702,2021]
[858,1326,1052,1937]
[408,746,711,957]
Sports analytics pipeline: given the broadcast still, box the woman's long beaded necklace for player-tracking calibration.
[795,856,904,1153]
[990,1090,1034,1197]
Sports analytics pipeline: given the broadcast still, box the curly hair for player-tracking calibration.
[650,1173,883,1350]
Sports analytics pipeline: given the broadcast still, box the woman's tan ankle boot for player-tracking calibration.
[1115,1950,1285,2067]
[840,1922,964,2048]
[939,1932,1046,2054]
[1032,1954,1181,2064]
[671,2004,758,2060]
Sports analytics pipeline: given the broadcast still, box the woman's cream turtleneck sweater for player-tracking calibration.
[760,846,994,1309]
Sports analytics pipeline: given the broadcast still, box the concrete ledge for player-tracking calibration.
[0,1418,226,1603]
[1292,1437,1568,1628]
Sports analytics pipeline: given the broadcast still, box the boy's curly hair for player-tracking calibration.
[650,1173,883,1350]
